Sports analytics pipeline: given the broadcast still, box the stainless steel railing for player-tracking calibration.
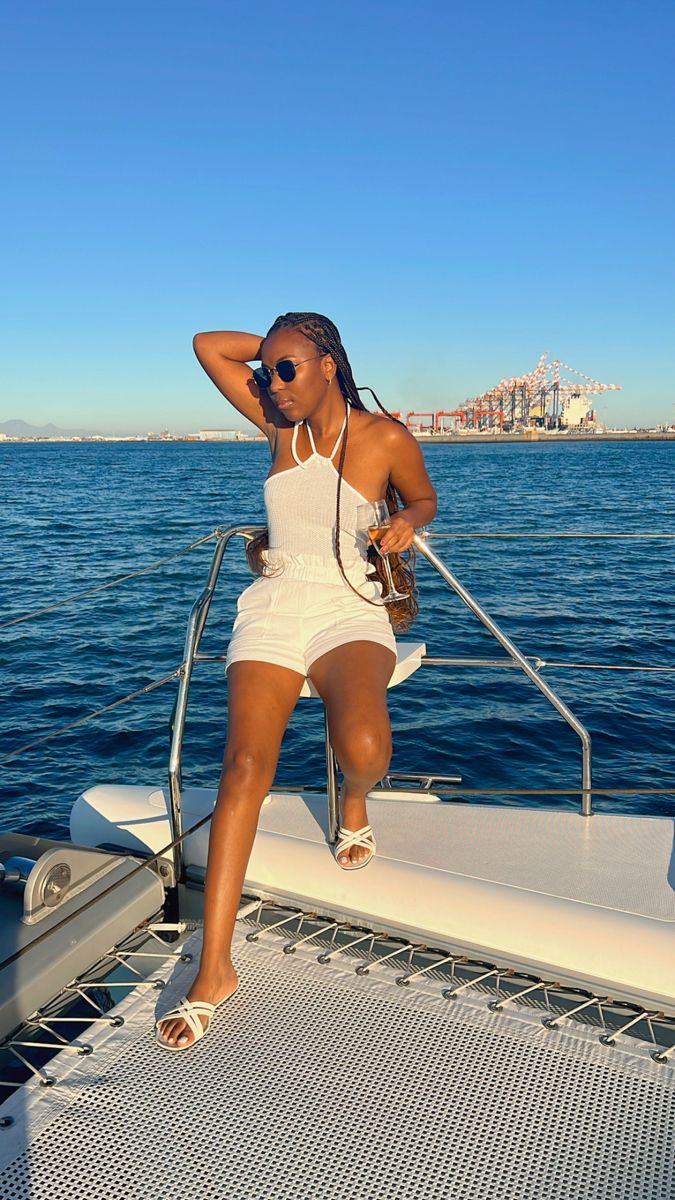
[166,525,264,887]
[414,533,593,814]
[165,525,594,887]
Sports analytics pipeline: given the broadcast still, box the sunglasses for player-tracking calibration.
[252,353,325,391]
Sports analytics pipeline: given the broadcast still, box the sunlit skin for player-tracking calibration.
[157,327,437,1047]
[255,330,436,554]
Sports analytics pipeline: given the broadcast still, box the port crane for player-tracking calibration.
[386,355,620,433]
[405,412,435,431]
[434,410,467,432]
[473,353,621,429]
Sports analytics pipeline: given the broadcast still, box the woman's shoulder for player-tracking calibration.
[352,407,417,450]
[351,405,398,432]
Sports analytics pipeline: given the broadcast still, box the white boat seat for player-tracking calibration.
[298,640,426,698]
[70,787,675,1012]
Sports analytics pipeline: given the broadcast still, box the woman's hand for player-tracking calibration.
[379,511,416,554]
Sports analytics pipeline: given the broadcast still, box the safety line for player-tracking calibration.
[427,532,675,539]
[540,661,675,672]
[0,671,179,763]
[3,530,673,632]
[421,656,675,673]
[0,532,217,630]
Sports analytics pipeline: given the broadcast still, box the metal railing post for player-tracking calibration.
[324,710,340,844]
[415,534,593,814]
[167,525,265,884]
[166,523,595,895]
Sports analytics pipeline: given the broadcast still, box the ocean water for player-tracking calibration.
[1,438,674,839]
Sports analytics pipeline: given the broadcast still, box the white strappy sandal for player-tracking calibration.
[333,824,377,871]
[155,984,240,1051]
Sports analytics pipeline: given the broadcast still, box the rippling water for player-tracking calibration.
[1,438,674,838]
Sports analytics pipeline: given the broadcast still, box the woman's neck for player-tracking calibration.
[305,396,348,441]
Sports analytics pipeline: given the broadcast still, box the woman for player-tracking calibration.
[156,312,437,1050]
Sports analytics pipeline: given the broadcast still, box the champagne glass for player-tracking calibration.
[356,501,410,603]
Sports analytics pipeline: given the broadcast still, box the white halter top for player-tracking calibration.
[262,406,371,586]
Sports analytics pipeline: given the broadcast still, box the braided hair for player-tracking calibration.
[247,311,418,632]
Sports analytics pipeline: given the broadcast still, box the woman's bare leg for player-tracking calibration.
[308,641,396,865]
[158,659,304,1047]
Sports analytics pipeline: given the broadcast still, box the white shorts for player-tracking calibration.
[225,573,397,678]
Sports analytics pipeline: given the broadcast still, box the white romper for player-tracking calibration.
[225,407,397,678]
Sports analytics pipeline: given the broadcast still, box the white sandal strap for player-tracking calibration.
[335,824,376,852]
[157,995,215,1038]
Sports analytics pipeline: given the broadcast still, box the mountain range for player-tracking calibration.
[0,419,103,437]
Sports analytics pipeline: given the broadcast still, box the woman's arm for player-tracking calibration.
[378,422,438,554]
[192,330,279,439]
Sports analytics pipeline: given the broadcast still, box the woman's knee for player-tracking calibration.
[335,721,392,783]
[221,744,277,793]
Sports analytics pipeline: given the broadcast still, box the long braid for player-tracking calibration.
[251,311,418,631]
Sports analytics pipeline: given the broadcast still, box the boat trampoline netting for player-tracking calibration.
[0,918,673,1200]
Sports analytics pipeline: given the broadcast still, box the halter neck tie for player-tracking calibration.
[297,405,348,464]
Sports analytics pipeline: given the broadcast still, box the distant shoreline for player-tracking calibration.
[415,431,675,444]
[2,431,674,446]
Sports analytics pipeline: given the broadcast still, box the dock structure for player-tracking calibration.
[402,354,622,434]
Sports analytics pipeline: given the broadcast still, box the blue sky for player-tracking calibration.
[2,0,673,433]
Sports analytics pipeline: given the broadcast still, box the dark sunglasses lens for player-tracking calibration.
[253,366,271,389]
[277,360,297,383]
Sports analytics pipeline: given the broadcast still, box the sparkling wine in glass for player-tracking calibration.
[356,500,410,603]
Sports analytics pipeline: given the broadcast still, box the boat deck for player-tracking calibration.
[0,914,673,1199]
[72,786,675,1011]
[249,792,675,918]
[178,791,675,1010]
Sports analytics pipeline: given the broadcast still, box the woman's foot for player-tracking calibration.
[338,795,372,866]
[156,963,239,1048]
